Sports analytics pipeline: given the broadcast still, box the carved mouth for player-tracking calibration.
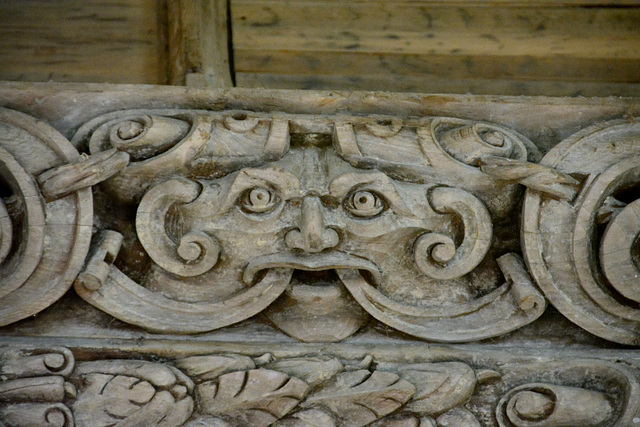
[243,252,381,288]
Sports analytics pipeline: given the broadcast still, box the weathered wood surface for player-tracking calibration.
[1,82,640,154]
[166,0,233,88]
[0,0,164,84]
[232,0,640,96]
[0,1,639,97]
[2,344,640,426]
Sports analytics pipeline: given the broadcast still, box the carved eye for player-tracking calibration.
[345,190,386,217]
[240,187,279,213]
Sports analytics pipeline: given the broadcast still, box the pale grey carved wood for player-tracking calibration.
[65,109,547,342]
[2,345,640,426]
[1,83,640,426]
[0,108,93,327]
[523,119,640,345]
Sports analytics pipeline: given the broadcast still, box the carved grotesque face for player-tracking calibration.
[142,143,490,341]
[75,112,545,342]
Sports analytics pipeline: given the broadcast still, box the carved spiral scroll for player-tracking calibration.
[437,122,529,165]
[496,383,614,427]
[572,155,640,322]
[522,119,640,345]
[414,187,492,280]
[0,196,12,264]
[0,348,75,380]
[136,178,220,277]
[0,146,45,300]
[0,108,93,328]
[0,403,74,427]
[600,198,640,303]
[107,114,190,161]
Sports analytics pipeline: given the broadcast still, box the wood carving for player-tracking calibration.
[523,119,640,345]
[66,110,547,342]
[0,108,93,327]
[3,345,640,426]
[2,85,640,425]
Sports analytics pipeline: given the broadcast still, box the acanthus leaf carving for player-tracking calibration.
[71,360,194,427]
[195,369,309,426]
[398,362,477,415]
[301,370,416,427]
[175,354,256,382]
[2,345,640,426]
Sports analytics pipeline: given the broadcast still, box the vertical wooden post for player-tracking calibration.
[166,0,234,88]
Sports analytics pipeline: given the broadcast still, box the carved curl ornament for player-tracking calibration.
[0,106,639,346]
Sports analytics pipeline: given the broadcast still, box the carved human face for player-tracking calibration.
[147,144,483,341]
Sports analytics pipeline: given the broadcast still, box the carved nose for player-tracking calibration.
[285,196,339,253]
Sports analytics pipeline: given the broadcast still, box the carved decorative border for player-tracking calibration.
[2,344,640,426]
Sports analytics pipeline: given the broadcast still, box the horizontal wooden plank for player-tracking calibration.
[232,1,640,94]
[252,0,640,6]
[0,0,164,84]
[236,50,640,83]
[232,3,640,59]
[236,72,640,97]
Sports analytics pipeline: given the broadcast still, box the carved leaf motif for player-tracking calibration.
[436,407,480,427]
[175,354,256,381]
[302,370,416,427]
[274,408,336,427]
[265,357,344,387]
[196,369,309,427]
[72,361,194,427]
[399,362,477,414]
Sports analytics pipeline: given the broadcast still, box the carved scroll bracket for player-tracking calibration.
[523,118,640,345]
[0,108,93,327]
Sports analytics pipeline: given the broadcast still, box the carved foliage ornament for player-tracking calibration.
[2,345,640,426]
[1,106,640,345]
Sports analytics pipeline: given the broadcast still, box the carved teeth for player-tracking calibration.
[243,252,381,285]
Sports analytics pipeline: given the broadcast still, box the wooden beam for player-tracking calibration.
[166,0,234,88]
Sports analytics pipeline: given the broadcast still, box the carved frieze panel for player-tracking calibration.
[1,100,640,345]
[2,345,640,426]
[63,109,552,343]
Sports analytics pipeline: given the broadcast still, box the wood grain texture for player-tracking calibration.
[0,0,165,84]
[166,0,233,88]
[232,1,640,96]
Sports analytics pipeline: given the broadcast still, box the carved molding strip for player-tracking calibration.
[2,345,640,426]
[0,105,639,345]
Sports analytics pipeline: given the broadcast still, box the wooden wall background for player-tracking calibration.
[0,0,639,96]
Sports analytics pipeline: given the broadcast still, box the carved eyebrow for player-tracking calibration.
[221,167,302,209]
[329,172,415,217]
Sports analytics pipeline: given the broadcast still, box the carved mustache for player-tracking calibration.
[243,251,382,286]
